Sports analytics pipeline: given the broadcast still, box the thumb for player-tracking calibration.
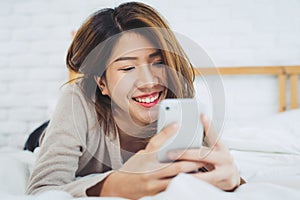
[146,123,180,151]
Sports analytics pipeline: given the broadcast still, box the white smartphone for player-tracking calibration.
[156,98,203,163]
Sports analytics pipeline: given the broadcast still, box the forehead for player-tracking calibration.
[108,32,159,63]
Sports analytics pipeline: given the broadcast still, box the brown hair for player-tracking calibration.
[66,2,195,137]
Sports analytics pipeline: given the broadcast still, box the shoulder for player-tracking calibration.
[51,82,99,134]
[41,82,100,147]
[59,82,87,102]
[58,83,94,114]
[58,83,96,121]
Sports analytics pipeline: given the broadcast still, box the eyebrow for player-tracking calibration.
[113,50,162,63]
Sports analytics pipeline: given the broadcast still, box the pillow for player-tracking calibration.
[0,147,35,195]
[256,108,300,136]
[222,109,300,154]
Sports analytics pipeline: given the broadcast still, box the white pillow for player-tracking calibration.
[0,147,35,195]
[256,108,300,136]
[222,109,300,154]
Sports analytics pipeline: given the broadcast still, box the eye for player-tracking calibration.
[119,66,135,71]
[151,61,164,67]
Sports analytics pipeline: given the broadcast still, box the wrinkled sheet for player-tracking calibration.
[1,109,300,199]
[1,146,299,200]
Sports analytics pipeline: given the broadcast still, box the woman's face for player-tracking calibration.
[98,32,167,128]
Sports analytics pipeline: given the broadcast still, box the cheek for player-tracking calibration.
[108,74,136,100]
[162,71,168,85]
[154,68,168,85]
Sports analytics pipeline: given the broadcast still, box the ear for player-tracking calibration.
[94,76,109,96]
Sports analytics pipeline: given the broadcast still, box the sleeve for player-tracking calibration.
[25,85,113,197]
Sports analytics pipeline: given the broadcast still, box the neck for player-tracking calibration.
[111,106,157,153]
[112,106,157,139]
[118,127,148,153]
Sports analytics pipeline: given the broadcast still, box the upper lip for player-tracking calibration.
[132,91,162,99]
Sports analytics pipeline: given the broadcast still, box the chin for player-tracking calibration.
[130,108,158,126]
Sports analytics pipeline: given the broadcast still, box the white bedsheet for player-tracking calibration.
[144,173,300,200]
[1,109,300,199]
[1,146,299,200]
[1,172,299,200]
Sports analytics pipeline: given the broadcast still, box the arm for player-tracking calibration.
[97,123,207,199]
[26,84,112,197]
[27,86,202,198]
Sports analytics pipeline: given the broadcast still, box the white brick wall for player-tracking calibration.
[0,0,300,147]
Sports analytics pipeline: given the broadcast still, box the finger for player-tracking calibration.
[146,123,180,151]
[168,147,211,161]
[168,147,230,165]
[200,114,209,134]
[193,168,239,191]
[200,114,222,149]
[153,161,204,178]
[192,169,222,186]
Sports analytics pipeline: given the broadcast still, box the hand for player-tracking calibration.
[167,115,242,191]
[100,123,203,199]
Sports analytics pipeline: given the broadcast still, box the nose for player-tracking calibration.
[136,64,158,88]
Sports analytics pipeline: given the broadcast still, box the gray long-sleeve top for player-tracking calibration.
[26,83,124,197]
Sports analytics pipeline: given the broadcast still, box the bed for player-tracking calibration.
[1,66,300,199]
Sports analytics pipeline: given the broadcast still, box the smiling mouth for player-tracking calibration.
[132,92,162,108]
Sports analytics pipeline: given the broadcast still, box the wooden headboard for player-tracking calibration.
[69,66,300,112]
[194,66,300,112]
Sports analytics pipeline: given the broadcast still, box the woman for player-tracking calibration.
[26,2,243,199]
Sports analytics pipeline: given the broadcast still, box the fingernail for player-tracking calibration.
[167,151,178,160]
[203,114,207,122]
[172,123,180,129]
[202,115,207,123]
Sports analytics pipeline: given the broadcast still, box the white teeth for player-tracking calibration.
[134,93,159,103]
